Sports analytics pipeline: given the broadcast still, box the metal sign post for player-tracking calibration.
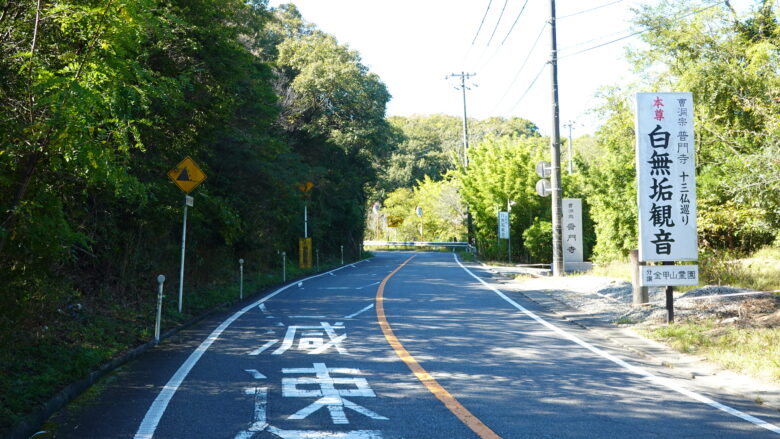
[416,206,423,240]
[177,195,193,313]
[507,200,516,263]
[166,157,206,314]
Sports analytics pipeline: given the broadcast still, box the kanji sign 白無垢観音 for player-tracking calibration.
[635,93,697,262]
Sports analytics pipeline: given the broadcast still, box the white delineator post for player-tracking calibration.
[155,275,165,343]
[239,258,244,300]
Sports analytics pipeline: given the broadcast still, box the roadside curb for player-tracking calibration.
[473,262,780,415]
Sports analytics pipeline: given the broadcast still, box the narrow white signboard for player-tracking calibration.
[498,211,509,239]
[562,198,583,263]
[636,92,698,262]
[639,265,699,287]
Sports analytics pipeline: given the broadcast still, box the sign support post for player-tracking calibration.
[177,196,189,313]
[166,156,207,314]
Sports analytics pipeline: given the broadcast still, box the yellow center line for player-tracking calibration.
[375,255,502,439]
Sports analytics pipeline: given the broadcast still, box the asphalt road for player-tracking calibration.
[48,251,780,438]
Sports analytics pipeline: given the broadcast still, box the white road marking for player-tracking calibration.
[289,316,327,319]
[324,281,379,291]
[283,363,386,425]
[258,303,270,314]
[273,323,346,355]
[309,334,347,355]
[134,260,370,439]
[453,254,780,435]
[234,387,268,439]
[249,341,278,356]
[345,304,374,319]
[244,369,267,379]
[267,426,383,439]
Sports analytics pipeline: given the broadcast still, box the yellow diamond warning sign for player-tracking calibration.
[167,157,207,194]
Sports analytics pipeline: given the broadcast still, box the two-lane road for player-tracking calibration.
[50,252,780,438]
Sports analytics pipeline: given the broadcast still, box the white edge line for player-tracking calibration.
[134,259,371,439]
[453,254,780,435]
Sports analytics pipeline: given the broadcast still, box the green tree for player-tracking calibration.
[630,0,780,252]
[577,87,638,262]
[378,175,466,242]
[456,135,548,261]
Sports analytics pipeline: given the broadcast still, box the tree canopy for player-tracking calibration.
[0,0,389,376]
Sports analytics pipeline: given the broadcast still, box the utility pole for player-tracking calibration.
[549,0,564,276]
[446,71,477,245]
[563,120,576,174]
[446,72,476,167]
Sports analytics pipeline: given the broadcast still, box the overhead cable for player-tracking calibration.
[493,22,547,110]
[558,0,625,20]
[506,64,547,113]
[500,0,530,45]
[486,0,510,46]
[559,2,720,59]
[472,0,494,45]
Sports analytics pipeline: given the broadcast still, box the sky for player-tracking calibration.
[266,1,748,136]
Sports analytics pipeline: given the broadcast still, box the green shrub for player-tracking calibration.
[523,219,552,263]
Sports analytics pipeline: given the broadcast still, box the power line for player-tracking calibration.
[558,2,720,59]
[500,0,531,45]
[493,22,547,110]
[558,27,631,52]
[558,0,625,20]
[558,30,641,59]
[485,0,510,46]
[505,63,547,113]
[472,0,494,45]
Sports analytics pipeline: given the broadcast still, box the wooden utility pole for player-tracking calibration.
[549,0,564,276]
[447,72,477,245]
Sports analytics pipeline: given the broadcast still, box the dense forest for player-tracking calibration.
[0,1,394,429]
[2,0,779,433]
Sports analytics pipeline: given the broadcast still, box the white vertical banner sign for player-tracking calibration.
[498,211,509,239]
[636,93,698,262]
[562,198,583,263]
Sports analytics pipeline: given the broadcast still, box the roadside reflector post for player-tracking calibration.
[155,275,165,343]
[282,251,286,282]
[239,258,244,300]
[340,245,344,265]
[316,249,320,271]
